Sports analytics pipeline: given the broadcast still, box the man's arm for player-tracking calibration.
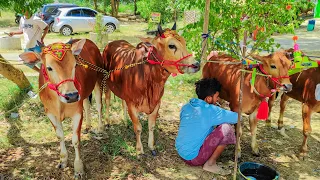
[209,105,238,126]
[8,30,23,37]
[40,25,49,44]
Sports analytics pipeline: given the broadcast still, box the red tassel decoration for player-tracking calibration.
[256,98,269,120]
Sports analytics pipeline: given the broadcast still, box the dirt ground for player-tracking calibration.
[0,73,320,180]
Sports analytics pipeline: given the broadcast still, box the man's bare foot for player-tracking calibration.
[203,162,231,175]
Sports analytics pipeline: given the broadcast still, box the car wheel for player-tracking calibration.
[49,22,54,32]
[60,25,73,36]
[105,23,116,33]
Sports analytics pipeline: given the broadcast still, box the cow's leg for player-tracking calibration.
[266,94,276,127]
[121,100,128,125]
[72,112,84,178]
[83,98,91,133]
[300,103,312,158]
[93,83,103,133]
[47,113,68,169]
[278,94,290,138]
[127,104,144,155]
[148,103,160,156]
[249,111,259,156]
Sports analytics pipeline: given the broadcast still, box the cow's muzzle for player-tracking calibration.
[283,84,293,92]
[65,92,80,103]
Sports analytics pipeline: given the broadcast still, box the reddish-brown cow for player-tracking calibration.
[267,52,320,157]
[203,51,292,157]
[102,24,200,155]
[19,39,104,177]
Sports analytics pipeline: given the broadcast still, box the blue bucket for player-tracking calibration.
[238,162,279,180]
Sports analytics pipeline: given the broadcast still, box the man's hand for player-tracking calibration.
[8,32,14,37]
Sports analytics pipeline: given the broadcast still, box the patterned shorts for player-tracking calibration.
[184,123,236,166]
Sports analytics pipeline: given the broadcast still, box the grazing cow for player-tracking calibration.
[19,39,104,177]
[267,52,320,157]
[101,24,200,155]
[203,51,292,157]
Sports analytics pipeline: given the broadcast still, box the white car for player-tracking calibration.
[52,7,120,36]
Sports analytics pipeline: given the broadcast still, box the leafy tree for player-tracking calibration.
[178,0,309,59]
[0,0,53,14]
[137,0,175,23]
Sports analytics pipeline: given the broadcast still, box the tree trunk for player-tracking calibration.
[0,54,31,90]
[134,0,137,15]
[111,0,115,16]
[111,0,119,17]
[115,0,119,17]
[93,0,98,10]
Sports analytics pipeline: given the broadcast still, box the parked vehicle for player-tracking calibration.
[52,7,120,36]
[38,3,79,32]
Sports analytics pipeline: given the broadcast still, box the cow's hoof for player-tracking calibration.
[74,172,83,179]
[236,150,241,160]
[278,128,289,138]
[151,150,157,156]
[56,161,67,169]
[299,152,307,160]
[74,160,84,179]
[252,148,260,156]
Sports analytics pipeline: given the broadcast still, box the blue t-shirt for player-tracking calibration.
[175,98,238,160]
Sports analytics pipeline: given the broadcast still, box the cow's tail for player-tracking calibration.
[89,93,93,105]
[275,92,279,99]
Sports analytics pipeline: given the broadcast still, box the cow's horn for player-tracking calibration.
[171,22,177,30]
[158,24,164,36]
[66,38,73,44]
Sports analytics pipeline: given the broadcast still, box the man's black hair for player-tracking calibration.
[195,78,222,100]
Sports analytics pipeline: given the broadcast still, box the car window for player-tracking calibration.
[82,9,97,17]
[52,8,59,14]
[44,6,56,13]
[66,9,82,17]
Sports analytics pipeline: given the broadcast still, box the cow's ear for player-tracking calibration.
[138,37,153,44]
[250,53,266,63]
[19,52,41,63]
[71,39,86,55]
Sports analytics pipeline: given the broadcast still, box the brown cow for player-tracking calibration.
[267,53,320,157]
[203,51,292,157]
[101,24,200,155]
[19,39,104,177]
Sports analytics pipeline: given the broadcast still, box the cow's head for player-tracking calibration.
[19,39,86,103]
[251,51,293,92]
[140,23,200,74]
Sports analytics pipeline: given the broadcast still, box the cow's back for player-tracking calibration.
[203,54,263,113]
[73,39,104,100]
[102,40,169,113]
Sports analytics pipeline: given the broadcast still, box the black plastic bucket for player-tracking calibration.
[238,162,279,180]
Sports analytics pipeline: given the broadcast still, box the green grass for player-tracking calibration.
[118,3,134,14]
[0,11,17,28]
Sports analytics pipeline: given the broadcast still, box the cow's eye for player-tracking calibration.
[47,67,53,71]
[270,65,277,69]
[169,44,176,49]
